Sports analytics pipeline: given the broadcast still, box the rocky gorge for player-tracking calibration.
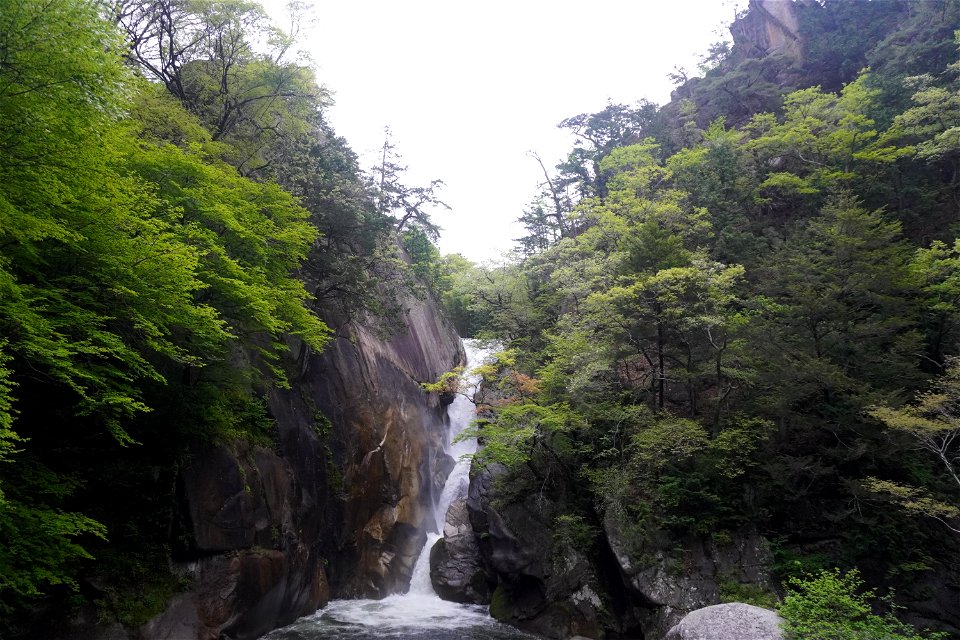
[138,292,464,640]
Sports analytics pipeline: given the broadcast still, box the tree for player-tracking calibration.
[752,193,921,424]
[866,359,960,533]
[117,0,325,175]
[369,128,448,239]
[557,100,660,201]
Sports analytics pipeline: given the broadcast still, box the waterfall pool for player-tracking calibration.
[260,595,533,639]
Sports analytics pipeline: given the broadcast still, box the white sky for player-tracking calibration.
[261,0,744,262]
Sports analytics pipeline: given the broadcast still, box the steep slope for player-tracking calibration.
[143,292,463,640]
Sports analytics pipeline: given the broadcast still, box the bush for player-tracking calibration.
[779,568,945,640]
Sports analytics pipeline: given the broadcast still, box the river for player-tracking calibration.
[262,341,535,640]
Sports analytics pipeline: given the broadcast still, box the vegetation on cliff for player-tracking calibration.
[433,1,960,635]
[3,0,960,637]
[0,0,444,632]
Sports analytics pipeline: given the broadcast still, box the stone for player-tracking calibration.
[664,603,784,640]
[429,498,491,604]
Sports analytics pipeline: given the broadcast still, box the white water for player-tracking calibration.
[406,344,482,595]
[264,340,532,640]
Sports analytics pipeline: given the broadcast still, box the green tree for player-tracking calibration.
[118,0,325,175]
[753,194,921,423]
[866,359,960,533]
[779,569,941,640]
[370,128,448,239]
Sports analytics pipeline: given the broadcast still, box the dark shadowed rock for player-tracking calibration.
[603,507,776,638]
[430,497,491,604]
[464,465,624,640]
[664,603,784,640]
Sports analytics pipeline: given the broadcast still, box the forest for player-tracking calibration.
[0,0,959,639]
[426,0,960,637]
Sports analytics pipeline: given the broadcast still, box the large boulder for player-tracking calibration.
[430,498,492,604]
[665,603,784,640]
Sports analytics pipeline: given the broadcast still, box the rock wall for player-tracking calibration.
[142,292,463,640]
[604,508,776,639]
[432,461,777,640]
[730,0,803,60]
[456,465,637,640]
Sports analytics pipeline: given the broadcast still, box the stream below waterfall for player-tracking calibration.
[262,341,536,640]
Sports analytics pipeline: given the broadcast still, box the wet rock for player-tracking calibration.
[430,497,492,604]
[269,299,464,599]
[664,603,784,640]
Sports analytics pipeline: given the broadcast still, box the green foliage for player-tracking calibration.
[421,367,464,395]
[718,576,779,609]
[459,402,580,470]
[779,569,944,640]
[865,358,960,533]
[0,459,108,615]
[0,0,346,622]
[452,6,960,635]
[552,513,598,552]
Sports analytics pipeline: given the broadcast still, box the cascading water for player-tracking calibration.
[263,340,533,640]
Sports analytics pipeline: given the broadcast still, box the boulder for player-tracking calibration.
[664,603,784,640]
[429,498,491,604]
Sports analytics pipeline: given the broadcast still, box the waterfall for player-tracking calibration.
[407,342,485,594]
[264,340,532,639]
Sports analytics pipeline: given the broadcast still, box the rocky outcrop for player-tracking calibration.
[730,0,803,60]
[141,442,330,640]
[429,498,491,604]
[141,548,328,640]
[142,292,463,639]
[275,298,464,598]
[447,459,777,640]
[455,464,631,640]
[665,603,784,640]
[604,508,776,639]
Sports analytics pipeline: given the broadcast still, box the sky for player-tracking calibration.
[260,0,744,263]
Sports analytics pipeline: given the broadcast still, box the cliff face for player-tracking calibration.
[143,293,463,640]
[729,0,803,60]
[429,462,776,640]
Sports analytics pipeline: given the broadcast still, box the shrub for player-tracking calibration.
[779,568,945,640]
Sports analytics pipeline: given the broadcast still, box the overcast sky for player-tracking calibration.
[261,0,744,263]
